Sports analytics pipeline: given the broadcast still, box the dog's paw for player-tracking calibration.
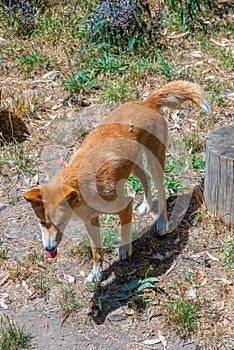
[156,216,169,237]
[138,202,151,218]
[119,244,132,260]
[85,266,102,284]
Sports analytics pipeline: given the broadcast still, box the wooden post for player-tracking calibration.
[204,125,234,227]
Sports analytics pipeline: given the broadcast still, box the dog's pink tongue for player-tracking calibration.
[45,249,57,259]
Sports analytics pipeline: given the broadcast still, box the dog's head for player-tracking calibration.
[24,184,79,256]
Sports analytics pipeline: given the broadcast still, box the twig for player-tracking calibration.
[6,174,19,194]
[14,219,26,236]
[165,262,177,276]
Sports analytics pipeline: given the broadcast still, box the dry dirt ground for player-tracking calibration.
[0,99,234,350]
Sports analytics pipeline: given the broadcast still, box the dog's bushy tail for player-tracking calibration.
[142,80,209,114]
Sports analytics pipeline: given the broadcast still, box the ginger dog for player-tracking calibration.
[24,81,209,283]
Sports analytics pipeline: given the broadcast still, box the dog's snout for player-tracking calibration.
[45,245,57,252]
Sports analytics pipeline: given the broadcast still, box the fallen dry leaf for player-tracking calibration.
[190,50,203,58]
[229,284,234,297]
[143,338,161,345]
[218,300,225,311]
[124,308,134,316]
[196,269,207,286]
[63,274,76,284]
[158,331,168,350]
[168,31,190,39]
[205,251,220,262]
[186,287,197,301]
[22,280,33,295]
[0,293,9,309]
[200,277,207,287]
[223,318,230,326]
[51,102,63,110]
[30,174,39,187]
[78,267,85,277]
[214,278,232,285]
[109,336,119,343]
[43,161,48,169]
[165,262,177,276]
[0,273,9,286]
[47,113,57,120]
[63,238,72,246]
[43,320,49,331]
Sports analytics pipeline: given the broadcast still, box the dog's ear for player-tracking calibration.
[24,188,45,220]
[24,188,42,204]
[60,186,79,207]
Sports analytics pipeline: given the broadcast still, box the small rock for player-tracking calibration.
[106,306,127,321]
[41,71,61,81]
[204,75,216,81]
[0,203,7,210]
[23,89,40,97]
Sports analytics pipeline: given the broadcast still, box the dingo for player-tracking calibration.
[24,80,209,283]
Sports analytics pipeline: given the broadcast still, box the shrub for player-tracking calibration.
[1,0,48,33]
[86,0,162,49]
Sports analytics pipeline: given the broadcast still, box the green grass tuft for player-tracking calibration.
[163,297,202,337]
[0,315,32,350]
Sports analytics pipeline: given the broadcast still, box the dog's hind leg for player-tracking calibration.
[118,198,133,260]
[85,216,103,284]
[146,143,168,236]
[132,163,152,217]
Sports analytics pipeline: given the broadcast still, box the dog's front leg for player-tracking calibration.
[85,216,102,284]
[118,199,133,260]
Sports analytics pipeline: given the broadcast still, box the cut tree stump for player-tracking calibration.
[204,125,234,227]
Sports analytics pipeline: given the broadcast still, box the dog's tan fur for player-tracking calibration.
[24,80,208,283]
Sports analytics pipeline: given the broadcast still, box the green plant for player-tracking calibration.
[163,297,202,336]
[166,0,216,28]
[63,69,98,102]
[10,143,32,173]
[223,239,234,271]
[215,48,234,69]
[78,236,93,258]
[100,78,135,102]
[0,243,8,260]
[191,155,206,170]
[190,209,203,226]
[92,51,129,75]
[32,278,50,301]
[73,125,89,145]
[115,274,159,323]
[0,141,38,174]
[0,315,32,350]
[157,51,177,81]
[101,228,119,250]
[26,249,46,263]
[164,158,185,191]
[16,51,51,76]
[58,286,81,320]
[128,175,143,193]
[86,0,159,49]
[183,133,205,153]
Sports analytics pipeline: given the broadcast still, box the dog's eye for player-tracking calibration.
[40,220,47,226]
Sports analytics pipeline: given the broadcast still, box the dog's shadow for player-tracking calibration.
[88,186,203,324]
